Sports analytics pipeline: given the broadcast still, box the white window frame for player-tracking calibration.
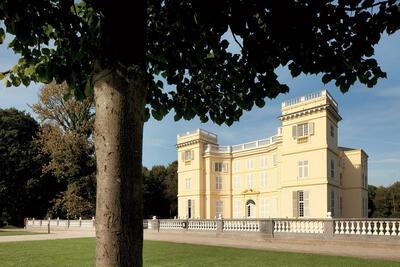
[261,156,267,168]
[214,162,228,172]
[297,123,309,137]
[260,198,268,218]
[261,172,267,188]
[298,160,309,178]
[233,161,240,172]
[216,200,223,218]
[247,159,253,170]
[185,177,191,190]
[246,174,253,189]
[233,200,241,218]
[216,176,222,190]
[233,175,240,190]
[298,191,309,217]
[272,154,277,166]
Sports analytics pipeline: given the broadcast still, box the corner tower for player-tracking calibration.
[176,129,218,219]
[279,90,342,218]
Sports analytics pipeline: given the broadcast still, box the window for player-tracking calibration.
[292,122,314,139]
[330,124,335,137]
[247,159,253,169]
[185,178,191,190]
[272,154,277,166]
[340,196,343,217]
[261,156,267,168]
[298,191,305,217]
[233,200,241,218]
[340,173,343,186]
[294,191,309,217]
[261,172,267,188]
[260,198,268,218]
[233,176,240,190]
[214,162,227,172]
[362,159,368,188]
[330,191,335,217]
[246,174,253,189]
[330,159,335,179]
[216,200,223,218]
[297,123,309,137]
[298,160,309,178]
[181,150,194,162]
[233,161,240,172]
[216,176,222,190]
[187,199,192,219]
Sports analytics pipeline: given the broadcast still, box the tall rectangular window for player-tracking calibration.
[185,178,191,190]
[247,159,253,169]
[233,176,240,189]
[216,200,223,218]
[260,198,268,218]
[261,156,267,168]
[330,159,335,179]
[298,160,309,178]
[261,172,267,188]
[272,154,277,166]
[340,196,343,217]
[330,124,335,137]
[246,174,253,189]
[298,191,305,217]
[216,176,222,190]
[233,161,240,172]
[330,191,335,217]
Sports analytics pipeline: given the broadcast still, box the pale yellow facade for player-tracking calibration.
[177,90,368,219]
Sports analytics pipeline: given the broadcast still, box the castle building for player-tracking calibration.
[176,90,368,219]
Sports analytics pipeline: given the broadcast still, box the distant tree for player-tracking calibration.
[0,108,54,226]
[1,1,400,265]
[369,182,400,218]
[163,161,178,217]
[32,83,96,214]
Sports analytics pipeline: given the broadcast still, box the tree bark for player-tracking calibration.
[94,68,146,266]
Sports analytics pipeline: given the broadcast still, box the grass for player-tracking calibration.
[0,238,399,267]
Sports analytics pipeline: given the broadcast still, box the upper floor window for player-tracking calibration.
[233,176,240,189]
[247,159,253,169]
[330,159,335,179]
[261,172,267,188]
[181,150,194,162]
[330,124,335,138]
[340,173,343,186]
[298,160,309,178]
[216,176,223,190]
[292,122,314,139]
[214,162,228,172]
[185,178,191,190]
[246,174,253,189]
[261,156,267,168]
[233,161,240,172]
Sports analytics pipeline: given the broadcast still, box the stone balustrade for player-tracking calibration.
[25,217,400,241]
[274,219,325,234]
[223,220,259,232]
[334,219,400,236]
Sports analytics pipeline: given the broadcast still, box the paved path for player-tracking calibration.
[1,229,399,262]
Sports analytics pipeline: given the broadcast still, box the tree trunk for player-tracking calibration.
[93,68,146,266]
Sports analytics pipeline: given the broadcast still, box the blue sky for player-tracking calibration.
[1,33,399,187]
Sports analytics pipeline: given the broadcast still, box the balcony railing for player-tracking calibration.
[281,90,338,109]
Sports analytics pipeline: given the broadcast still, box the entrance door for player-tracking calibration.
[246,200,256,218]
[187,199,192,219]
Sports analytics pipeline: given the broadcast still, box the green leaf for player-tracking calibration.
[0,72,4,80]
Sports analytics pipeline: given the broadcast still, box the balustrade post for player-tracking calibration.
[259,219,274,238]
[323,219,334,239]
[149,216,160,231]
[216,218,224,233]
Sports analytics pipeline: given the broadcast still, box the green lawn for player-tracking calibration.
[0,238,399,267]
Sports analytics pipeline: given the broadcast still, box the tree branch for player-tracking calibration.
[231,32,243,50]
[344,0,391,11]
